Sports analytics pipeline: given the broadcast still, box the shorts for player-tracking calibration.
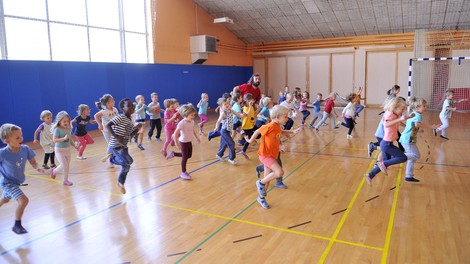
[259,155,277,169]
[1,183,24,200]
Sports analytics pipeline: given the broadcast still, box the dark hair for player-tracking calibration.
[119,98,132,110]
[247,73,260,85]
[222,92,231,99]
[95,94,113,110]
[232,92,242,102]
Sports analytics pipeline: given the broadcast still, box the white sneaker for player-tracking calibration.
[228,159,237,165]
[76,156,87,160]
[347,135,353,139]
[215,155,225,161]
[336,121,342,127]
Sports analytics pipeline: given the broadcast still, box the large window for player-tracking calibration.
[0,0,153,63]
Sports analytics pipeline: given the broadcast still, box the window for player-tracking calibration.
[0,0,153,63]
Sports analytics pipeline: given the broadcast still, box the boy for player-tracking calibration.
[0,123,44,234]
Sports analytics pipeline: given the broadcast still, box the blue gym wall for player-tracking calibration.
[0,60,253,143]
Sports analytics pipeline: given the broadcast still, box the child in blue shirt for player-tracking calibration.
[0,123,44,234]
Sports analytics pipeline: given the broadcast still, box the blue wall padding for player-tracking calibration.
[0,60,252,143]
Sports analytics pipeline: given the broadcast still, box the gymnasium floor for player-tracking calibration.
[1,107,469,263]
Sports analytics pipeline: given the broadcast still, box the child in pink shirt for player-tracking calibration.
[161,99,180,157]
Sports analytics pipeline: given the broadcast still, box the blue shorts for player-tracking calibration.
[1,183,25,200]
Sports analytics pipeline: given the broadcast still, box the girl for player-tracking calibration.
[197,93,210,135]
[133,95,148,150]
[161,98,180,157]
[0,124,44,234]
[72,104,96,159]
[434,89,467,140]
[147,92,162,141]
[279,93,296,130]
[314,92,340,131]
[364,98,414,185]
[399,97,439,182]
[239,93,257,158]
[167,104,201,179]
[340,93,357,139]
[51,111,79,186]
[33,110,56,169]
[300,91,311,126]
[231,92,243,139]
[94,94,118,166]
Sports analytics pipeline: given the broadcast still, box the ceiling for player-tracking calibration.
[193,0,470,44]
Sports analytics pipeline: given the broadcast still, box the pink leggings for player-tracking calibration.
[162,127,176,152]
[198,114,209,129]
[76,134,94,157]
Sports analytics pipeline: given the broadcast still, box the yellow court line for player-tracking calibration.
[318,153,381,263]
[155,202,383,251]
[381,163,404,263]
[25,172,123,197]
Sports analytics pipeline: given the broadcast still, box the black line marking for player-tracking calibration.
[287,221,312,229]
[167,252,186,257]
[419,165,424,170]
[331,209,347,215]
[428,151,431,155]
[233,234,262,243]
[20,183,28,186]
[390,186,396,190]
[365,195,380,202]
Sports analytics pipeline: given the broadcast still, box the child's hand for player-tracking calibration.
[431,124,440,129]
[98,124,104,131]
[63,134,69,140]
[172,112,179,118]
[196,137,201,144]
[74,142,80,150]
[213,127,218,132]
[33,139,39,144]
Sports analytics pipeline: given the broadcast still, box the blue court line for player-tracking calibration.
[0,158,223,257]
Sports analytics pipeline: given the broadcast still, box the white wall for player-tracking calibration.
[267,57,286,97]
[309,54,330,98]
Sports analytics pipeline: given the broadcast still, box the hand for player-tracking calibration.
[74,142,80,150]
[98,124,104,131]
[431,124,440,129]
[33,139,39,144]
[196,137,201,144]
[63,134,69,141]
[213,127,218,132]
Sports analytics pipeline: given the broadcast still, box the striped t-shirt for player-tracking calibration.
[108,114,134,148]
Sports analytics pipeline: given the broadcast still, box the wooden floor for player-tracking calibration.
[1,107,469,263]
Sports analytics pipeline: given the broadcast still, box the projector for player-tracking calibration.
[214,17,233,24]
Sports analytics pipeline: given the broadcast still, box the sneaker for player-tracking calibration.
[364,174,372,185]
[405,177,420,182]
[336,121,342,127]
[315,128,319,133]
[440,135,449,140]
[12,225,28,235]
[257,196,270,209]
[228,159,237,165]
[256,180,267,197]
[117,182,126,194]
[166,151,175,160]
[161,149,167,157]
[255,166,262,178]
[76,156,87,160]
[50,164,57,168]
[199,131,204,136]
[322,122,328,126]
[63,180,73,186]
[107,159,115,168]
[433,129,437,136]
[377,161,388,175]
[240,151,249,159]
[50,169,56,179]
[42,164,50,169]
[368,142,375,157]
[156,138,162,141]
[180,172,192,180]
[346,135,353,139]
[137,144,145,150]
[215,154,225,161]
[308,124,314,128]
[101,153,113,162]
[274,178,288,189]
[148,136,152,141]
[207,135,212,141]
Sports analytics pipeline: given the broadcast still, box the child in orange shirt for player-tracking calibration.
[248,105,301,209]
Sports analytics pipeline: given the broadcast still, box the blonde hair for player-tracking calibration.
[261,96,272,106]
[201,93,208,98]
[40,110,52,121]
[178,103,197,118]
[270,105,289,119]
[217,97,228,106]
[163,98,178,109]
[383,97,407,112]
[135,95,144,102]
[77,104,89,115]
[53,111,71,129]
[0,123,21,143]
[409,96,427,110]
[151,92,158,97]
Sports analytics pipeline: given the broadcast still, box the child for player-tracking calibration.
[309,93,325,128]
[147,92,162,141]
[208,92,232,141]
[214,97,244,165]
[161,98,180,157]
[33,110,56,169]
[0,124,44,234]
[299,91,311,126]
[250,105,300,209]
[399,97,440,182]
[197,93,210,135]
[94,94,119,166]
[106,98,142,194]
[255,96,273,129]
[51,111,79,186]
[434,89,467,140]
[278,91,286,104]
[133,95,149,150]
[340,93,357,139]
[167,104,201,179]
[231,92,243,138]
[353,86,364,117]
[71,104,96,159]
[280,93,296,130]
[364,98,414,185]
[314,92,340,132]
[239,93,258,157]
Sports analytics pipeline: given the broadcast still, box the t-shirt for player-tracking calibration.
[231,102,242,124]
[99,107,119,129]
[399,111,422,145]
[374,119,384,139]
[280,101,296,118]
[324,99,334,114]
[0,145,35,185]
[176,119,195,143]
[147,102,161,120]
[164,109,180,130]
[221,110,234,132]
[382,111,399,142]
[313,99,321,113]
[73,115,91,136]
[257,122,283,159]
[441,99,454,119]
[53,127,72,148]
[342,102,355,117]
[198,101,209,115]
[37,122,53,146]
[108,114,134,148]
[299,99,308,112]
[257,106,270,123]
[242,105,256,130]
[238,83,261,102]
[135,104,149,120]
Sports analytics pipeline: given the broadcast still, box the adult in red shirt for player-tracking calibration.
[233,73,262,103]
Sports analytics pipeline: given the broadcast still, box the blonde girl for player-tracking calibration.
[299,91,311,126]
[167,104,200,179]
[161,98,180,157]
[434,89,467,140]
[364,98,414,185]
[51,111,78,186]
[339,93,357,139]
[33,110,56,169]
[72,104,96,159]
[197,93,210,135]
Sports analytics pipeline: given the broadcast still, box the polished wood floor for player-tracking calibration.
[1,107,469,263]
